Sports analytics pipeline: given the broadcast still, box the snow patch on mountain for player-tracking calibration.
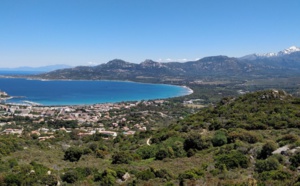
[278,46,300,55]
[241,46,300,60]
[258,46,300,57]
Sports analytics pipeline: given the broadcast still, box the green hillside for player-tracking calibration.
[1,90,300,185]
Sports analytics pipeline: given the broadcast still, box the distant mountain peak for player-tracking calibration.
[143,59,156,63]
[199,55,231,62]
[288,46,299,50]
[257,46,300,57]
[105,59,128,66]
[241,46,300,60]
[141,59,158,64]
[107,59,127,64]
[279,46,300,55]
[140,59,164,68]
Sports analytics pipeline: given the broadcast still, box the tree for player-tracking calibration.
[64,147,83,162]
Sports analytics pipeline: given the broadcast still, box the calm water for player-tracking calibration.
[0,78,191,106]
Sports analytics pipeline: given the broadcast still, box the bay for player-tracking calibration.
[0,78,192,106]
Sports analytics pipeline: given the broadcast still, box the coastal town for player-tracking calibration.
[0,90,194,141]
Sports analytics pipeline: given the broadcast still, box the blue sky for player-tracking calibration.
[0,0,299,67]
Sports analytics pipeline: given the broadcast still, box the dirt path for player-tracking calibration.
[146,137,151,146]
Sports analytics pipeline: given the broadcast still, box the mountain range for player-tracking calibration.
[241,46,300,59]
[0,64,72,72]
[33,46,300,83]
[240,46,300,69]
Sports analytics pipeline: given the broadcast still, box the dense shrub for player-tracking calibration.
[290,152,300,168]
[8,158,18,168]
[62,170,79,183]
[41,175,58,186]
[137,169,156,181]
[171,141,187,157]
[255,158,280,173]
[258,170,291,181]
[113,167,127,179]
[47,120,78,129]
[74,167,94,180]
[64,146,83,162]
[184,132,211,151]
[136,145,158,159]
[4,174,22,185]
[215,150,249,169]
[0,136,23,156]
[178,168,204,180]
[151,131,179,144]
[212,130,227,147]
[155,169,172,180]
[94,169,117,185]
[30,161,48,176]
[111,151,133,164]
[155,148,169,160]
[259,141,278,159]
[96,150,109,158]
[88,142,98,152]
[228,128,261,143]
[277,134,299,146]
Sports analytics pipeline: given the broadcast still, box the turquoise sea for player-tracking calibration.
[0,77,192,106]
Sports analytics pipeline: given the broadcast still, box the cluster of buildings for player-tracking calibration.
[0,100,168,140]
